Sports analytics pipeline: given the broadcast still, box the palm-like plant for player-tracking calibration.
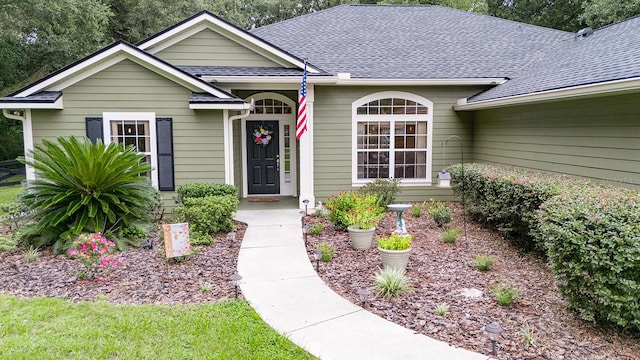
[20,136,155,253]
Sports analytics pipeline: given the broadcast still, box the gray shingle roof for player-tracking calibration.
[252,4,570,79]
[470,15,640,102]
[189,92,246,104]
[0,91,62,103]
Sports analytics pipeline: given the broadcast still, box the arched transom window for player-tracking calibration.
[251,99,292,114]
[352,92,433,184]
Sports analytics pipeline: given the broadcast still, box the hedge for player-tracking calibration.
[450,163,640,331]
[173,195,238,235]
[175,183,238,205]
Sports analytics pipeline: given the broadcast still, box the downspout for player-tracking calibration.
[3,108,25,122]
[225,99,254,187]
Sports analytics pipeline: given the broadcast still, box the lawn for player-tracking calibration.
[0,295,315,359]
[0,185,21,214]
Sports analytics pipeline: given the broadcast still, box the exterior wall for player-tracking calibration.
[154,29,281,67]
[473,93,640,189]
[313,85,484,203]
[30,59,226,211]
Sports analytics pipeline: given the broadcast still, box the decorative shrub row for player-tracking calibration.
[450,163,640,332]
[175,183,238,205]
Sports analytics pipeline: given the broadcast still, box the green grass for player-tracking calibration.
[0,295,316,359]
[0,185,22,214]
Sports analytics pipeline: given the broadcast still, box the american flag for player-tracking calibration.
[296,63,307,140]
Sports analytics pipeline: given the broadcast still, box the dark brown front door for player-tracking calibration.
[247,120,280,194]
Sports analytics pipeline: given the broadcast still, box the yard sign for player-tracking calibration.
[162,223,190,258]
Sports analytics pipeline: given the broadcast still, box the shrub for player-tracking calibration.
[23,246,39,262]
[0,234,16,252]
[325,191,383,230]
[540,186,640,331]
[491,282,519,306]
[473,254,495,271]
[377,233,413,250]
[374,267,412,299]
[174,195,238,235]
[190,231,213,246]
[309,223,324,235]
[317,243,336,262]
[427,199,451,226]
[19,136,155,253]
[358,178,401,208]
[175,183,238,205]
[68,233,124,280]
[441,227,461,244]
[410,203,421,217]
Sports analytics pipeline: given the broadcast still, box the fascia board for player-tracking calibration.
[0,97,64,109]
[205,76,505,86]
[189,102,252,110]
[454,77,640,111]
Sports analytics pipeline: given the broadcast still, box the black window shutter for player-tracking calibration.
[156,118,175,191]
[86,117,103,144]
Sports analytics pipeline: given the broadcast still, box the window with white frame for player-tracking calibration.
[103,112,158,187]
[352,92,433,185]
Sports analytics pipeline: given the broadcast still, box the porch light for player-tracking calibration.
[357,288,372,308]
[484,322,503,356]
[230,273,243,299]
[302,224,309,247]
[313,249,323,272]
[303,199,310,216]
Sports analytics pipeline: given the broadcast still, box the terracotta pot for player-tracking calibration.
[378,247,412,271]
[347,226,375,250]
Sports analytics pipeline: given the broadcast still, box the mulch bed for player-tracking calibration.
[303,204,640,360]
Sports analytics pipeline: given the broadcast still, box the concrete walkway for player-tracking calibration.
[235,208,489,360]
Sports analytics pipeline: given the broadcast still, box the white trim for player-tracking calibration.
[351,91,433,187]
[15,43,232,99]
[241,92,298,197]
[102,112,158,188]
[298,86,315,209]
[223,110,232,185]
[137,12,320,74]
[0,97,64,109]
[454,77,640,111]
[24,110,35,181]
[336,78,507,86]
[189,102,252,110]
[204,76,505,86]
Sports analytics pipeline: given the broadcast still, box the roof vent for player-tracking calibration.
[575,27,594,41]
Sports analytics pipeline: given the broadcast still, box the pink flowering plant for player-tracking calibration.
[68,232,124,280]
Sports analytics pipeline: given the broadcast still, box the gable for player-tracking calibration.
[154,28,281,67]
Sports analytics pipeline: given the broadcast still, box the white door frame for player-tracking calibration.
[241,92,297,197]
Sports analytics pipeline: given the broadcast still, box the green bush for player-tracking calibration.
[473,254,495,271]
[19,136,155,253]
[190,231,213,246]
[441,227,461,244]
[175,183,238,205]
[410,203,421,217]
[317,243,335,262]
[540,186,640,331]
[309,223,324,235]
[491,282,519,306]
[374,267,412,299]
[174,195,238,236]
[325,191,383,230]
[427,199,451,226]
[377,233,413,250]
[358,178,401,208]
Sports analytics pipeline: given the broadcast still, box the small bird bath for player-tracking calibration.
[387,204,412,235]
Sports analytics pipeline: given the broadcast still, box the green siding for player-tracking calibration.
[155,29,281,67]
[313,85,485,203]
[30,59,226,211]
[473,93,640,189]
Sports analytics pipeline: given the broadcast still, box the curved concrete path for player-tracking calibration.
[235,209,489,360]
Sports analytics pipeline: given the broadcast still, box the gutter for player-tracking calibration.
[203,74,507,86]
[454,77,640,111]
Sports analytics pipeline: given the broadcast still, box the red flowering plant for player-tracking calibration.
[68,232,124,280]
[326,191,384,230]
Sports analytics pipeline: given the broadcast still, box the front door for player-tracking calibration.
[246,120,280,194]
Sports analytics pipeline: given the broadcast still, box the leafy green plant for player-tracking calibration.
[358,178,401,208]
[317,243,335,262]
[325,191,383,230]
[377,233,413,250]
[309,223,324,235]
[410,203,421,217]
[0,234,16,252]
[428,199,451,226]
[190,231,213,246]
[435,303,449,316]
[491,282,519,306]
[23,246,39,262]
[19,136,155,253]
[374,267,412,299]
[441,227,461,244]
[175,183,238,205]
[174,195,238,236]
[473,254,495,271]
[521,324,536,350]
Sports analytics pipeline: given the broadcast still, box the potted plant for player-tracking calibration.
[326,191,384,249]
[377,233,414,271]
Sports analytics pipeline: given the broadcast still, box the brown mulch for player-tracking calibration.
[303,204,640,360]
[0,222,246,305]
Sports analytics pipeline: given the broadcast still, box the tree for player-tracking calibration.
[580,0,640,28]
[486,0,585,32]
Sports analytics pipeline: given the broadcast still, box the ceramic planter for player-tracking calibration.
[378,247,412,271]
[347,225,375,250]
